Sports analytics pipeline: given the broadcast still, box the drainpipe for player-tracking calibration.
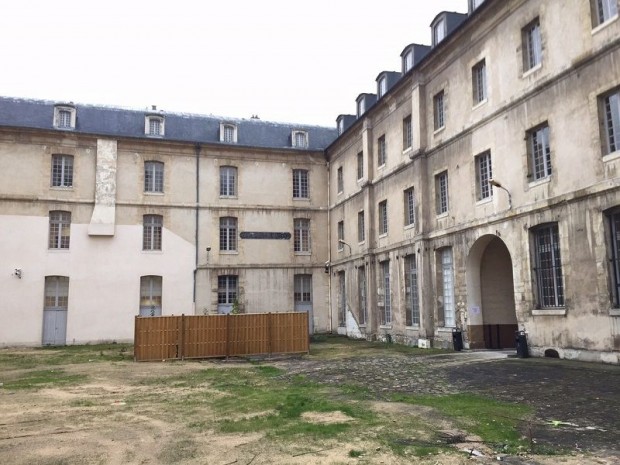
[193,143,201,308]
[326,160,333,333]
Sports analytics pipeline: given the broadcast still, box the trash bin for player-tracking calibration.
[515,330,529,358]
[452,329,463,352]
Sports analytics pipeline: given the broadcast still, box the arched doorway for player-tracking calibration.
[466,235,517,349]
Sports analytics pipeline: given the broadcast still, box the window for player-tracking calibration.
[357,152,364,180]
[51,154,73,188]
[441,248,455,327]
[358,210,365,243]
[593,0,618,26]
[143,214,163,250]
[337,167,343,193]
[601,88,620,155]
[405,255,420,326]
[219,217,237,252]
[54,105,75,130]
[139,276,162,317]
[436,171,449,214]
[607,210,620,306]
[294,274,312,303]
[218,275,238,304]
[49,211,71,249]
[338,119,345,135]
[378,200,388,235]
[472,59,487,104]
[144,161,164,193]
[338,272,346,327]
[470,0,485,11]
[528,124,552,180]
[403,115,413,150]
[378,76,387,98]
[357,99,366,117]
[522,18,542,72]
[292,169,309,199]
[532,224,565,308]
[433,17,446,45]
[433,90,445,130]
[337,221,344,250]
[294,218,310,253]
[358,267,367,325]
[45,276,69,309]
[292,130,308,148]
[475,151,493,200]
[404,188,415,226]
[146,116,164,136]
[403,50,414,73]
[220,166,237,197]
[380,260,391,325]
[378,135,386,166]
[220,123,237,143]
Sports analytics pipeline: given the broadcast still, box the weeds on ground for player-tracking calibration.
[309,334,447,359]
[2,369,87,390]
[0,344,133,370]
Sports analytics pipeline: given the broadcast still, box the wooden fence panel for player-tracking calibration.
[134,313,308,361]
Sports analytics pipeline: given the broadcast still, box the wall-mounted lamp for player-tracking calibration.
[489,179,512,210]
[338,239,352,255]
[13,268,22,279]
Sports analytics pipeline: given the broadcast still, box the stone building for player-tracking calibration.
[1,0,619,364]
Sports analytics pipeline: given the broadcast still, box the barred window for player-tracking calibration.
[292,169,309,199]
[220,166,237,197]
[49,211,71,249]
[143,215,163,250]
[219,217,237,252]
[51,155,73,188]
[294,218,310,253]
[532,224,565,308]
[475,151,493,200]
[144,161,164,193]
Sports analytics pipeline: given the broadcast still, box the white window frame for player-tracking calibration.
[357,98,366,117]
[357,151,364,180]
[144,161,164,193]
[218,275,238,304]
[378,200,388,235]
[292,130,308,148]
[380,260,391,325]
[145,115,165,137]
[433,17,447,46]
[220,123,238,143]
[53,105,76,130]
[403,49,414,73]
[140,275,162,316]
[436,171,449,215]
[337,166,344,194]
[377,135,387,167]
[434,90,445,131]
[403,115,413,150]
[522,18,542,72]
[602,88,620,155]
[219,166,237,197]
[337,221,344,251]
[475,151,493,200]
[292,169,309,199]
[441,248,455,327]
[378,76,387,98]
[51,154,74,188]
[593,0,618,27]
[472,59,487,105]
[49,211,71,249]
[404,187,415,226]
[294,218,310,253]
[405,255,420,327]
[358,210,365,243]
[528,123,552,180]
[143,214,163,251]
[294,274,313,303]
[219,217,238,252]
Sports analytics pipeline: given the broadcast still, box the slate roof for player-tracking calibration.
[0,97,338,151]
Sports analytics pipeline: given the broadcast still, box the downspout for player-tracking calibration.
[193,143,201,309]
[326,160,333,333]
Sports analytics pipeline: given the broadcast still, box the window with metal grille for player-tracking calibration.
[403,115,413,150]
[140,276,162,316]
[377,135,387,166]
[475,151,493,200]
[338,272,346,327]
[522,18,542,71]
[434,90,445,130]
[292,169,309,199]
[441,248,455,327]
[143,214,163,250]
[294,274,312,303]
[532,224,565,308]
[357,152,364,179]
[358,266,367,325]
[435,171,449,214]
[380,260,391,325]
[378,200,388,235]
[337,166,343,193]
[608,211,620,307]
[57,110,72,129]
[292,131,308,148]
[593,0,618,26]
[44,276,69,309]
[404,188,415,226]
[405,255,420,326]
[602,89,620,155]
[220,166,237,197]
[49,211,71,249]
[337,221,344,250]
[219,217,237,251]
[218,275,238,304]
[148,118,162,136]
[358,210,365,243]
[294,218,310,252]
[472,59,487,104]
[144,161,164,193]
[51,154,73,188]
[528,124,551,180]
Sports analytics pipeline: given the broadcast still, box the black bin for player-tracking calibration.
[515,330,529,358]
[452,329,463,352]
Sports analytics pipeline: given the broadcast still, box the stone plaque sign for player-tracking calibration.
[239,231,291,240]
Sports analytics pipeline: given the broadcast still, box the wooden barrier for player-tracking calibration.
[134,312,309,362]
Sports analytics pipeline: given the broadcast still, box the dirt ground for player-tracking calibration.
[1,343,619,465]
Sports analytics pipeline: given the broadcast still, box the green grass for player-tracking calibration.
[2,369,87,390]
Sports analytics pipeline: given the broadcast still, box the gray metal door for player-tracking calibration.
[294,274,313,334]
[42,276,69,345]
[140,276,162,316]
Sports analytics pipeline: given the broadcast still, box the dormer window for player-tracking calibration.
[357,99,366,117]
[53,105,76,130]
[433,17,447,46]
[292,130,308,148]
[378,77,388,98]
[145,115,164,137]
[470,0,485,12]
[403,50,414,73]
[338,118,344,135]
[220,123,238,143]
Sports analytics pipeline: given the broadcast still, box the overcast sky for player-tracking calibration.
[1,0,466,127]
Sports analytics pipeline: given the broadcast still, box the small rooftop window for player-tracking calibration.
[145,115,164,137]
[433,17,447,46]
[292,130,308,148]
[378,76,388,98]
[53,105,76,130]
[220,123,238,143]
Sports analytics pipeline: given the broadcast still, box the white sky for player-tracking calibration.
[1,0,466,127]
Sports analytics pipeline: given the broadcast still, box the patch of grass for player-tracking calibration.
[69,399,96,407]
[0,344,133,370]
[157,439,198,463]
[3,369,87,390]
[391,393,532,453]
[348,449,364,457]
